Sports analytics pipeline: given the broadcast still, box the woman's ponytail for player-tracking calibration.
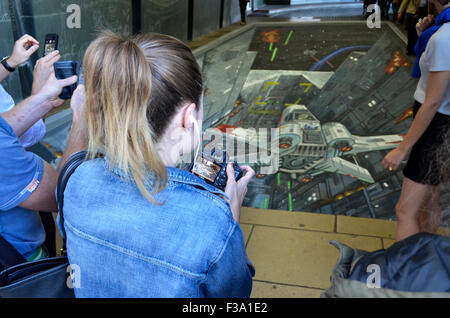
[83,31,172,204]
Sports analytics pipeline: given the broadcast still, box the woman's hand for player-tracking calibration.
[7,34,39,68]
[224,164,255,223]
[416,15,435,37]
[382,147,408,171]
[70,84,86,125]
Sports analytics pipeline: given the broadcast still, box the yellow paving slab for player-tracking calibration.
[337,215,396,239]
[240,207,335,233]
[246,225,383,290]
[240,223,253,245]
[251,281,324,298]
[383,238,396,249]
[437,227,450,236]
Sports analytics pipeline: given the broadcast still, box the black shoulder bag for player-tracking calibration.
[0,151,87,298]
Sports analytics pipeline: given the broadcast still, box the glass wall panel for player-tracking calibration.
[223,0,242,27]
[141,0,188,42]
[193,0,220,40]
[31,0,132,62]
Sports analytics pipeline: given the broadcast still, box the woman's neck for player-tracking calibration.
[155,141,180,168]
[155,125,191,168]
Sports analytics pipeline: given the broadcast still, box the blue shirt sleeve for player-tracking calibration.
[202,224,255,298]
[0,115,44,211]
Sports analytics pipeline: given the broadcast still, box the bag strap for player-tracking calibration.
[56,151,88,255]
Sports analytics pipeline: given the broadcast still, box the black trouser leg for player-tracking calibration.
[378,0,388,19]
[239,0,247,22]
[418,5,428,18]
[405,13,418,55]
[392,2,399,20]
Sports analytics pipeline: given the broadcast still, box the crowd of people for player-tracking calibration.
[366,0,446,55]
[0,0,449,297]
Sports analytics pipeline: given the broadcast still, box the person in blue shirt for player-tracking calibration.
[0,35,85,262]
[61,31,256,297]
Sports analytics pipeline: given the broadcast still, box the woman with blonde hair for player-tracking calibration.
[60,31,255,297]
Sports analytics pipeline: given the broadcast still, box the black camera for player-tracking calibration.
[190,149,243,191]
[43,33,82,100]
[53,61,83,99]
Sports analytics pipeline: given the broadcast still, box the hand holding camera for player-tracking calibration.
[53,60,82,99]
[31,33,84,109]
[190,148,255,222]
[31,50,78,109]
[191,149,244,191]
[224,164,255,223]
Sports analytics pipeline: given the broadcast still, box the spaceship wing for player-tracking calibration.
[347,134,404,155]
[316,157,375,183]
[202,127,280,174]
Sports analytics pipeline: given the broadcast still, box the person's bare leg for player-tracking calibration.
[418,200,429,231]
[429,187,442,232]
[418,186,441,233]
[395,177,434,241]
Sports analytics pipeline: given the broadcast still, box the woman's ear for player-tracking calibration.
[181,102,197,129]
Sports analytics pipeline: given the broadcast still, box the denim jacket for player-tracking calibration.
[59,158,255,298]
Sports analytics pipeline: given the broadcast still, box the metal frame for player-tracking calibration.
[131,0,142,35]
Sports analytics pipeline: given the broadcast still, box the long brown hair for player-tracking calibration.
[82,30,203,203]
